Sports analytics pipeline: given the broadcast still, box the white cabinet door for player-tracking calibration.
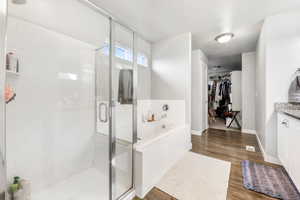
[288,116,300,190]
[278,113,300,190]
[277,113,290,172]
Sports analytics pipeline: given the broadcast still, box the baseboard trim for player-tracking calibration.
[191,129,203,136]
[187,142,193,150]
[255,133,266,159]
[255,134,281,165]
[242,129,256,135]
[120,189,136,200]
[265,155,281,165]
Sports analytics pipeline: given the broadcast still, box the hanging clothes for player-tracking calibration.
[220,79,231,105]
[215,82,222,102]
[208,75,232,112]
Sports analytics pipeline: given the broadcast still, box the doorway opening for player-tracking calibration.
[207,64,242,132]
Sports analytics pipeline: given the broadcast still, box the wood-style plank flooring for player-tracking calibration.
[134,128,280,200]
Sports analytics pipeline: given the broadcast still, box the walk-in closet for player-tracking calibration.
[208,71,242,131]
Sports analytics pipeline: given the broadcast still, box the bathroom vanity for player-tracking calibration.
[275,103,300,191]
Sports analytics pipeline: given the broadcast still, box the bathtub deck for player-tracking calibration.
[134,128,279,200]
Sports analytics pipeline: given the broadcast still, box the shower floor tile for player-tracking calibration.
[31,167,131,200]
[31,168,109,200]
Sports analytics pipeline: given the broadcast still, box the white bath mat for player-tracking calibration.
[156,152,231,200]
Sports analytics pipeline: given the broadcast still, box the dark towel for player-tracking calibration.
[118,69,133,104]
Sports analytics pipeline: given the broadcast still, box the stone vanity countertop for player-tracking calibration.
[275,103,300,120]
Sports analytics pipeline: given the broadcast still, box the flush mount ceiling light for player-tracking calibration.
[215,33,234,44]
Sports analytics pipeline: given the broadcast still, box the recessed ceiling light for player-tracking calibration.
[12,0,26,4]
[215,33,234,44]
[212,66,222,70]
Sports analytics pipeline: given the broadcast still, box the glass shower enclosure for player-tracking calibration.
[1,0,137,200]
[96,20,137,199]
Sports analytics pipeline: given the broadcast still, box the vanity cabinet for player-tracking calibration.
[277,113,300,190]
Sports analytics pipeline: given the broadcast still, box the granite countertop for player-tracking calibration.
[275,103,300,120]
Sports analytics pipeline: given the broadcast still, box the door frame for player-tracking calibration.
[202,61,208,131]
[109,19,137,200]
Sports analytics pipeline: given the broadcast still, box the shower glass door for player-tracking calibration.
[110,21,135,200]
[97,19,135,200]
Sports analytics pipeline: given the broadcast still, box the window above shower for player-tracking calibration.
[137,53,148,67]
[102,43,149,67]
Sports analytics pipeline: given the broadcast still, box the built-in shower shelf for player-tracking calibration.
[143,120,160,124]
[6,70,19,76]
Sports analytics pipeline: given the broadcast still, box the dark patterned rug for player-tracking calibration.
[242,160,300,200]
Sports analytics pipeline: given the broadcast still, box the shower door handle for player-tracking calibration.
[99,102,108,123]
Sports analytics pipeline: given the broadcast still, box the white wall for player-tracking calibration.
[242,52,256,132]
[137,37,152,100]
[191,49,208,134]
[6,16,97,192]
[256,10,300,163]
[256,26,267,153]
[151,33,192,126]
[138,66,151,100]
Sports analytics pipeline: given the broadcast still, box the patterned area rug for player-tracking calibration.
[242,160,300,200]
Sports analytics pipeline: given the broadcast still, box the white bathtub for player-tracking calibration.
[134,123,191,198]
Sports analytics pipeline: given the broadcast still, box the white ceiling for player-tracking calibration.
[90,0,300,67]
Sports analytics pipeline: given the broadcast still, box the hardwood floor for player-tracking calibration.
[133,187,177,200]
[134,128,280,200]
